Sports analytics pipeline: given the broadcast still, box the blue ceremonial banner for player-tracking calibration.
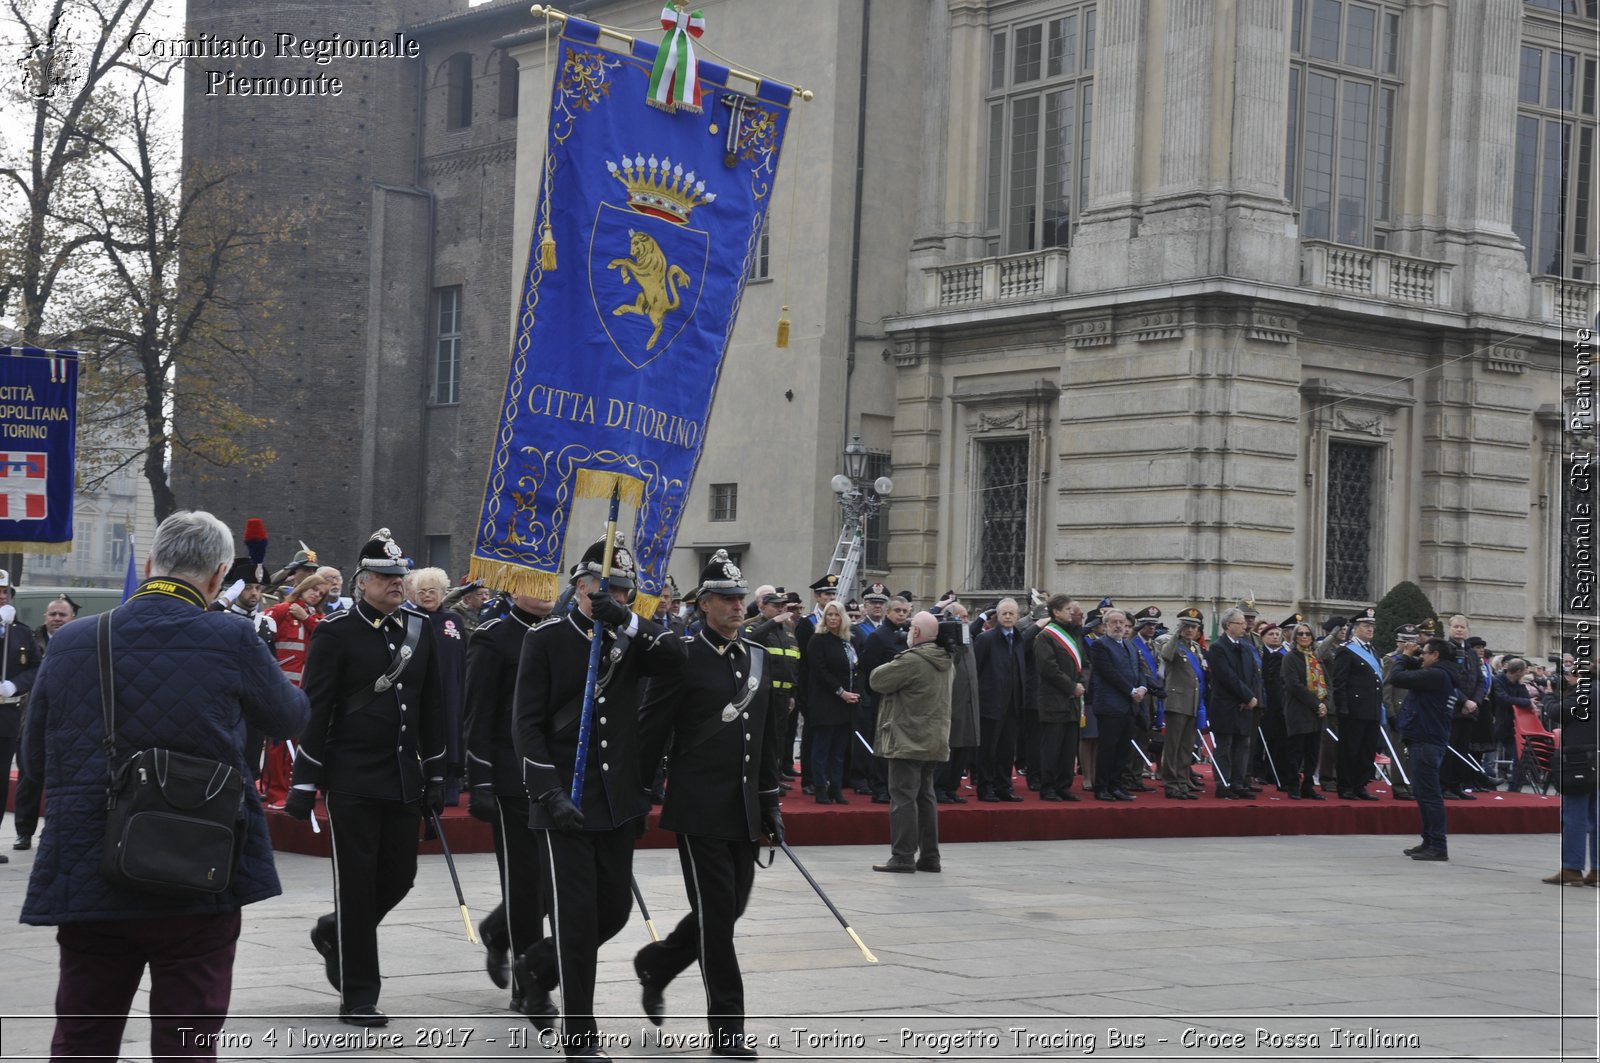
[0,347,78,553]
[471,18,793,613]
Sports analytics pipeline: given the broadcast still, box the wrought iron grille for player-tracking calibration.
[1563,460,1597,612]
[1324,441,1376,601]
[863,451,891,570]
[978,438,1030,590]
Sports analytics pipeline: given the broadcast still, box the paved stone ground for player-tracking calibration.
[1,827,1595,1062]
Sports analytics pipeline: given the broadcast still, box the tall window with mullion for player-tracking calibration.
[432,286,462,406]
[976,438,1030,592]
[862,450,891,571]
[1286,0,1403,248]
[1324,440,1378,602]
[983,4,1096,257]
[1513,33,1598,279]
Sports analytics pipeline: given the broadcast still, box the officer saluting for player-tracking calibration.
[633,550,784,1060]
[285,529,447,1028]
[512,532,684,1063]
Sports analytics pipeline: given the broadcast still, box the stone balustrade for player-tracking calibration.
[1300,240,1455,309]
[1531,276,1598,329]
[925,248,1069,310]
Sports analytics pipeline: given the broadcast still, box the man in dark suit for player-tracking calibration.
[633,551,783,1060]
[857,598,910,801]
[510,533,684,1060]
[1086,609,1152,801]
[1331,606,1384,800]
[1205,606,1261,799]
[1033,596,1086,801]
[286,529,447,1027]
[973,598,1026,801]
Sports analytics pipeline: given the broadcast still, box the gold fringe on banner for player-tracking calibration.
[573,468,644,508]
[631,593,661,620]
[0,541,71,554]
[467,558,562,602]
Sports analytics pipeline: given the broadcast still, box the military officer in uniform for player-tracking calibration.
[0,570,40,864]
[284,529,447,1027]
[633,550,784,1060]
[512,533,683,1061]
[1331,606,1385,800]
[464,591,554,1013]
[1157,608,1207,800]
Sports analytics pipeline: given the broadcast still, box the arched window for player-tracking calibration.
[497,53,519,119]
[445,52,473,130]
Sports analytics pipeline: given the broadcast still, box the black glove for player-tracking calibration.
[469,785,498,823]
[759,801,784,845]
[284,787,316,821]
[542,788,586,830]
[588,590,634,629]
[423,779,445,816]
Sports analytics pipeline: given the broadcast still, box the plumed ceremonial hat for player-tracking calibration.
[1236,596,1259,617]
[223,556,267,587]
[569,530,637,590]
[662,573,680,596]
[699,549,747,596]
[355,529,409,577]
[271,540,319,585]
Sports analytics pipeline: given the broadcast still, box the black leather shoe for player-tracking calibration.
[1402,843,1429,856]
[633,947,665,1024]
[1057,790,1080,802]
[1352,789,1378,801]
[512,954,559,1031]
[12,837,30,851]
[1215,789,1239,800]
[915,858,942,873]
[997,790,1024,803]
[1040,790,1063,801]
[482,925,511,990]
[1094,791,1119,802]
[873,860,916,873]
[310,926,339,990]
[1127,782,1154,793]
[1286,790,1302,800]
[1409,848,1449,861]
[339,1004,388,1028]
[977,790,1000,802]
[711,1032,759,1058]
[1301,789,1326,801]
[946,792,968,804]
[871,792,890,804]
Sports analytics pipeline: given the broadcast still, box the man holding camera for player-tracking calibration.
[1389,637,1462,861]
[868,611,954,873]
[511,533,684,1061]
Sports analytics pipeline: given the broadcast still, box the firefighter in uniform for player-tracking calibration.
[511,532,684,1062]
[633,550,784,1060]
[464,592,554,1013]
[284,529,447,1027]
[742,587,801,780]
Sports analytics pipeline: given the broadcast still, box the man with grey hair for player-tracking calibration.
[869,611,954,873]
[1086,609,1152,801]
[974,598,1026,801]
[1206,606,1263,799]
[20,510,309,1060]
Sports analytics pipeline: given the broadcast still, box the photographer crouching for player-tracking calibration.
[867,611,955,874]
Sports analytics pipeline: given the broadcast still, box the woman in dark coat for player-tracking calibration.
[804,601,859,803]
[1280,622,1328,800]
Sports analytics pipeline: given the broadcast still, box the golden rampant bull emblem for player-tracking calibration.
[608,230,692,350]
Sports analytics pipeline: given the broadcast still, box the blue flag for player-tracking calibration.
[122,533,139,603]
[470,19,793,615]
[0,348,78,553]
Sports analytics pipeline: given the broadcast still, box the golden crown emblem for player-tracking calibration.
[607,154,716,224]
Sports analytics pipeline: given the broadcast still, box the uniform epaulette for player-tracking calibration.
[533,614,565,631]
[477,616,504,633]
[740,636,765,650]
[400,604,429,618]
[320,608,352,624]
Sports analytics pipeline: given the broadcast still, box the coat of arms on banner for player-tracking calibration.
[590,154,711,368]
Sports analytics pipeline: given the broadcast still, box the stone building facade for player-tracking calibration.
[178,0,1596,651]
[884,0,1596,651]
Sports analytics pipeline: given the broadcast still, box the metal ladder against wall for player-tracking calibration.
[828,517,863,605]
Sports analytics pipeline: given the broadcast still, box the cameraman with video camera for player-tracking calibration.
[867,611,954,874]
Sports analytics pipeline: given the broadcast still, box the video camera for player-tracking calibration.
[934,618,970,653]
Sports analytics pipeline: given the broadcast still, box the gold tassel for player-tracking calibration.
[776,306,791,348]
[467,559,561,602]
[573,467,645,508]
[539,224,557,271]
[631,593,661,620]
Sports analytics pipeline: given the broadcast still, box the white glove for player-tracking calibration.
[0,681,16,698]
[0,604,14,625]
[223,580,245,603]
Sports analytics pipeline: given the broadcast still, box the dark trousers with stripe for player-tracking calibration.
[1337,717,1379,793]
[318,791,421,1010]
[480,794,545,999]
[634,834,757,1039]
[52,910,240,1062]
[523,823,635,1053]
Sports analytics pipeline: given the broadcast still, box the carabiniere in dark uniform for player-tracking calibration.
[285,529,446,1028]
[511,532,684,1062]
[463,594,553,1014]
[633,549,783,1061]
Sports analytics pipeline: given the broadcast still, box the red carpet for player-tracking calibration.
[259,772,1560,858]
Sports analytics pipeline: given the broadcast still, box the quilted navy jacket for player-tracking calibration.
[20,585,310,925]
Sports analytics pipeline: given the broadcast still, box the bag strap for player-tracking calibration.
[98,610,117,793]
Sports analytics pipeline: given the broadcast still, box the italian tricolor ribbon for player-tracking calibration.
[1042,621,1083,671]
[647,6,705,113]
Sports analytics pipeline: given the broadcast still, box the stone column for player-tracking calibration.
[887,337,944,599]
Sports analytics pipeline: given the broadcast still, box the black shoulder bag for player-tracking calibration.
[99,611,246,897]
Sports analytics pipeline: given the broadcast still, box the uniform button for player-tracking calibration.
[735,671,742,678]
[396,683,403,691]
[742,712,749,720]
[745,733,752,740]
[401,724,407,732]
[388,643,396,651]
[598,696,606,704]
[741,775,747,783]
[744,754,750,762]
[599,717,607,725]
[602,763,610,771]
[600,740,608,748]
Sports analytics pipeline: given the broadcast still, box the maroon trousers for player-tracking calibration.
[52,910,241,1062]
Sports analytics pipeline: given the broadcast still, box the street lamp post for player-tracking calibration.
[829,436,892,600]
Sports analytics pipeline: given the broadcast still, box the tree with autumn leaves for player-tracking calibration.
[1,0,310,526]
